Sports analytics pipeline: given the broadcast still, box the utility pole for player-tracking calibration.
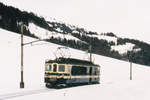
[20,23,24,88]
[89,45,92,62]
[89,34,92,62]
[17,22,48,88]
[128,52,132,80]
[130,61,132,80]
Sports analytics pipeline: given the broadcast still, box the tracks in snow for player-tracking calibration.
[0,88,56,100]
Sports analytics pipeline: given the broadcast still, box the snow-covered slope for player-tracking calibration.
[1,2,150,66]
[0,28,150,100]
[28,22,142,55]
[28,22,80,41]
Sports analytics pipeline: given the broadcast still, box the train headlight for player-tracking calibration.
[62,74,64,78]
[59,74,64,78]
[45,65,52,71]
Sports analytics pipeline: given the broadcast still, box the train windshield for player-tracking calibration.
[58,65,65,72]
[46,65,52,71]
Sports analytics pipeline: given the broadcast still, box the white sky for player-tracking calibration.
[1,0,150,43]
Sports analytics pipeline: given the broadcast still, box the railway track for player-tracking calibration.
[0,88,55,100]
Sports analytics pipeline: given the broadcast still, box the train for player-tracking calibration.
[44,57,100,88]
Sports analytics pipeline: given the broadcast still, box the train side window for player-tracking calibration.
[59,65,65,72]
[71,66,87,76]
[97,67,100,75]
[80,67,87,75]
[94,67,98,75]
[71,66,76,75]
[46,65,52,71]
[87,67,90,74]
[53,64,57,72]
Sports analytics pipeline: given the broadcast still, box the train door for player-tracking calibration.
[89,67,92,83]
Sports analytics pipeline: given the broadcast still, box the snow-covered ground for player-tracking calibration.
[111,42,141,54]
[0,28,150,100]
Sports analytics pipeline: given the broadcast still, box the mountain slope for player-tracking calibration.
[0,2,150,66]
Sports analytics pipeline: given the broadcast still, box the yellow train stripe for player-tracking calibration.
[45,75,99,79]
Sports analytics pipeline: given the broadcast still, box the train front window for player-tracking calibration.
[59,65,65,72]
[53,64,57,72]
[46,65,52,71]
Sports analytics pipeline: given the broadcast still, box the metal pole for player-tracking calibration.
[89,34,92,62]
[130,62,132,80]
[20,23,24,88]
[89,45,92,62]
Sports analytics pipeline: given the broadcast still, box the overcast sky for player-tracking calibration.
[1,0,150,43]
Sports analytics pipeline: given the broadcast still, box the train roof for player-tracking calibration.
[45,57,99,67]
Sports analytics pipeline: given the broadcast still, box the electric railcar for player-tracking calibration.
[44,57,100,88]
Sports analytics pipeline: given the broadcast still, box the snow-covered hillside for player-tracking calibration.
[0,28,150,100]
[28,22,80,42]
[28,22,142,56]
[1,2,150,66]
